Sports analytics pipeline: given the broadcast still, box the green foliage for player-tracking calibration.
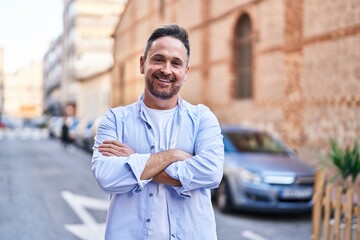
[329,138,360,187]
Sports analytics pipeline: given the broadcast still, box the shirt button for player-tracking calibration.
[146,219,150,223]
[150,146,155,150]
[149,193,153,197]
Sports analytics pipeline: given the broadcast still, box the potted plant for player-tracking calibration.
[328,138,360,190]
[311,139,359,240]
[328,139,359,237]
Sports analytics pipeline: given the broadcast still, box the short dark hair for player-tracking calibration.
[143,24,190,63]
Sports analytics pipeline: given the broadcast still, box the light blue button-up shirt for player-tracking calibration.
[92,95,224,240]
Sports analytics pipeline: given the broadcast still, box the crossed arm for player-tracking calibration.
[99,140,192,186]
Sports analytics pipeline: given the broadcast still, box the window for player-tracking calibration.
[234,14,253,99]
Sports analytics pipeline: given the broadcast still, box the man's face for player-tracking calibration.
[140,36,189,100]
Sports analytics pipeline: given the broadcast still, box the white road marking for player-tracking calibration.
[241,230,268,240]
[61,191,108,240]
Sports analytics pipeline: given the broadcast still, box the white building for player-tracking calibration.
[44,36,63,116]
[61,0,127,118]
[4,62,43,119]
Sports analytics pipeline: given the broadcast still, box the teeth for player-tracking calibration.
[158,78,171,83]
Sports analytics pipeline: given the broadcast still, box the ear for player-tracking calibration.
[183,65,190,82]
[140,56,145,74]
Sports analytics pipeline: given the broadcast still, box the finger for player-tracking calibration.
[102,152,116,157]
[101,148,121,156]
[103,140,123,147]
[99,144,114,149]
[99,142,134,156]
[99,145,117,153]
[102,141,133,152]
[99,150,111,156]
[106,147,121,156]
[99,144,120,152]
[105,147,130,157]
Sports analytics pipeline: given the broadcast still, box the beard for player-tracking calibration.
[146,74,182,100]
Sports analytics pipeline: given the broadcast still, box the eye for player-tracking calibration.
[151,56,164,64]
[172,60,183,67]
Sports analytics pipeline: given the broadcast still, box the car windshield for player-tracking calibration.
[224,131,288,154]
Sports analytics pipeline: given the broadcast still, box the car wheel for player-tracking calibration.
[216,179,233,213]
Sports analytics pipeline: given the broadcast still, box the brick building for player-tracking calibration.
[112,0,360,156]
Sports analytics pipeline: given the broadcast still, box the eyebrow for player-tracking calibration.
[150,54,185,64]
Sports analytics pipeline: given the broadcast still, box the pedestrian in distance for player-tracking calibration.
[91,24,224,240]
[61,117,70,149]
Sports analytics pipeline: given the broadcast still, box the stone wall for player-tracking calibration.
[112,0,360,155]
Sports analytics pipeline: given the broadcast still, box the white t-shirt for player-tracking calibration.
[142,104,177,240]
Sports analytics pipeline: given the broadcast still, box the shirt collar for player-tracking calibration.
[137,93,186,114]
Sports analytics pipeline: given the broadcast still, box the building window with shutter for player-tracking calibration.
[234,13,253,99]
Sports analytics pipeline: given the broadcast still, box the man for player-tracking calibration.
[92,24,224,240]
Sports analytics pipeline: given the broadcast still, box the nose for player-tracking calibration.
[160,62,171,75]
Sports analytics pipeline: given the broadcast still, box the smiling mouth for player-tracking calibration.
[156,77,173,83]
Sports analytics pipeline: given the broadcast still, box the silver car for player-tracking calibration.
[215,125,316,213]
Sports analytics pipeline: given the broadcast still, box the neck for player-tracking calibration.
[143,91,178,110]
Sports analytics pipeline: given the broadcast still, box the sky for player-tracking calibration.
[0,0,63,73]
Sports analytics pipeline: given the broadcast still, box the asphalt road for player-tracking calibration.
[0,128,312,240]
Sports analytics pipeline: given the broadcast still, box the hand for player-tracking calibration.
[153,171,181,186]
[99,140,135,157]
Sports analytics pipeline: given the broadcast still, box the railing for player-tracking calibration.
[311,171,359,240]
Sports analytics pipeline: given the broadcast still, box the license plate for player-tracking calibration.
[280,188,313,199]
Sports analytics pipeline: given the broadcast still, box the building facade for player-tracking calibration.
[0,48,4,117]
[3,62,43,119]
[44,36,63,116]
[112,0,360,155]
[61,0,126,118]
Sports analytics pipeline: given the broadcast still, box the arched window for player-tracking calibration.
[234,14,253,99]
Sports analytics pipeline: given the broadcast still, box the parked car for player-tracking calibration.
[83,117,102,153]
[0,115,15,129]
[67,117,80,142]
[48,116,63,138]
[73,118,94,149]
[214,125,316,214]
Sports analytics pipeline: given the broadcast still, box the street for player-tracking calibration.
[0,128,312,240]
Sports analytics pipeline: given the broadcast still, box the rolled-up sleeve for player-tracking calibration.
[165,106,224,197]
[91,109,151,194]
